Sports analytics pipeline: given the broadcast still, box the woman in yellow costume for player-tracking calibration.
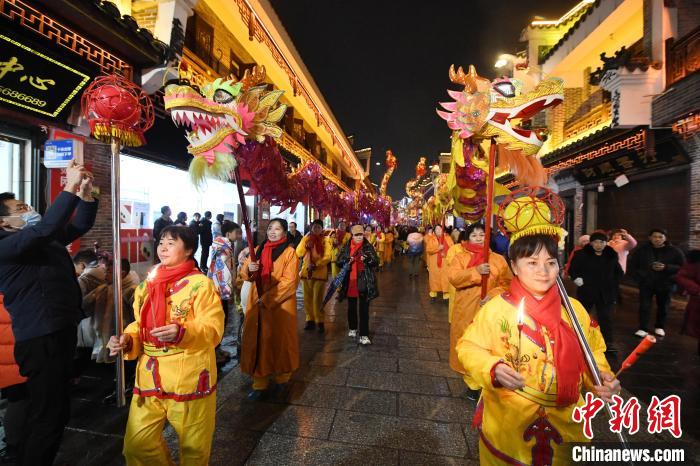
[383,226,395,267]
[331,221,349,277]
[448,222,511,399]
[297,219,332,333]
[375,225,386,268]
[425,224,454,302]
[108,225,224,466]
[456,195,621,466]
[240,218,300,399]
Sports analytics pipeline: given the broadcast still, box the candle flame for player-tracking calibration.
[517,297,525,325]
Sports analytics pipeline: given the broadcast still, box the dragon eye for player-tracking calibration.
[494,82,516,98]
[213,89,234,104]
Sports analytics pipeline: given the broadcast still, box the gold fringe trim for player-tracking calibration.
[509,225,565,244]
[92,123,144,147]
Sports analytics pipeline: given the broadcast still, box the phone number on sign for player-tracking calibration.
[0,85,47,107]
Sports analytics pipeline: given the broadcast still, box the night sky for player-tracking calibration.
[268,0,576,199]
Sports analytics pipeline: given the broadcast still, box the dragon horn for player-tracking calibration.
[240,66,267,91]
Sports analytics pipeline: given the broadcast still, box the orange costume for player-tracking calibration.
[383,230,395,264]
[240,243,300,390]
[447,244,511,376]
[425,232,454,299]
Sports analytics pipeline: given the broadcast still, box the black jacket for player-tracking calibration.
[153,216,172,242]
[199,218,213,246]
[0,192,98,341]
[628,242,685,291]
[288,230,302,248]
[336,239,380,301]
[569,245,624,304]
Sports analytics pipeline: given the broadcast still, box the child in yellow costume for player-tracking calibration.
[240,218,300,399]
[424,225,454,301]
[331,221,350,277]
[297,219,332,332]
[456,195,621,466]
[448,223,511,380]
[108,226,224,466]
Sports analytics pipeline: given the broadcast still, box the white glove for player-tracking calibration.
[573,277,584,287]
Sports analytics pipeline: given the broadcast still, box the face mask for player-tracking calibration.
[1,208,41,230]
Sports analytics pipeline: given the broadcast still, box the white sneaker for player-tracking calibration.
[348,330,357,338]
[359,336,371,345]
[634,329,648,338]
[654,328,665,337]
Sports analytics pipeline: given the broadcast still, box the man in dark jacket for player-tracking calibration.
[628,228,685,338]
[569,231,624,351]
[199,211,214,271]
[189,212,201,254]
[288,221,302,248]
[153,205,172,264]
[0,161,97,466]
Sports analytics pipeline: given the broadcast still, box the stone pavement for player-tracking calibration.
[4,255,699,465]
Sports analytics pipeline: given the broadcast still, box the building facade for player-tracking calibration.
[0,0,365,263]
[510,0,699,255]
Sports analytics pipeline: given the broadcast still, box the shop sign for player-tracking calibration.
[0,34,90,118]
[573,148,688,184]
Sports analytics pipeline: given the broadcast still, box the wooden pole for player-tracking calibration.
[110,139,126,407]
[480,138,498,299]
[232,165,262,295]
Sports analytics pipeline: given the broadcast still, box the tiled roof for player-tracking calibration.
[540,0,602,63]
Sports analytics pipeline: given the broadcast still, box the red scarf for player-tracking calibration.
[260,238,287,285]
[307,233,324,255]
[507,277,585,407]
[348,240,364,297]
[436,234,447,267]
[462,241,486,268]
[141,260,200,347]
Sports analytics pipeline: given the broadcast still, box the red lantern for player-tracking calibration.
[81,75,154,147]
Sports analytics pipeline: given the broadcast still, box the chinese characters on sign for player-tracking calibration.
[572,394,683,439]
[574,148,688,184]
[0,34,90,118]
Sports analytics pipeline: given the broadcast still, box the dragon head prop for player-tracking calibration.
[437,65,563,222]
[437,65,563,158]
[163,66,287,186]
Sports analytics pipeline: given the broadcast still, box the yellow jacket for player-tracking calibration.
[457,295,610,465]
[124,273,224,400]
[296,234,332,281]
[447,248,512,374]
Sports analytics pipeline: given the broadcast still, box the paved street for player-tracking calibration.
[2,256,698,465]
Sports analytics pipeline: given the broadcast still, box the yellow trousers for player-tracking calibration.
[302,279,325,323]
[123,394,216,466]
[331,262,340,278]
[429,291,450,300]
[252,372,292,390]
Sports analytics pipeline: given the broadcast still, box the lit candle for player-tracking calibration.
[515,298,525,372]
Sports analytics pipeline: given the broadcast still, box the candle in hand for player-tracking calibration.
[515,298,525,370]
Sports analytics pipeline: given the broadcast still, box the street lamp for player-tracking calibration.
[494,53,519,77]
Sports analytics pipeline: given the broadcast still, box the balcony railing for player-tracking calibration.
[666,25,700,88]
[563,102,612,141]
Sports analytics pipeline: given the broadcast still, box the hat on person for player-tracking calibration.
[499,193,566,244]
[589,231,608,243]
[578,234,590,245]
[350,225,364,236]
